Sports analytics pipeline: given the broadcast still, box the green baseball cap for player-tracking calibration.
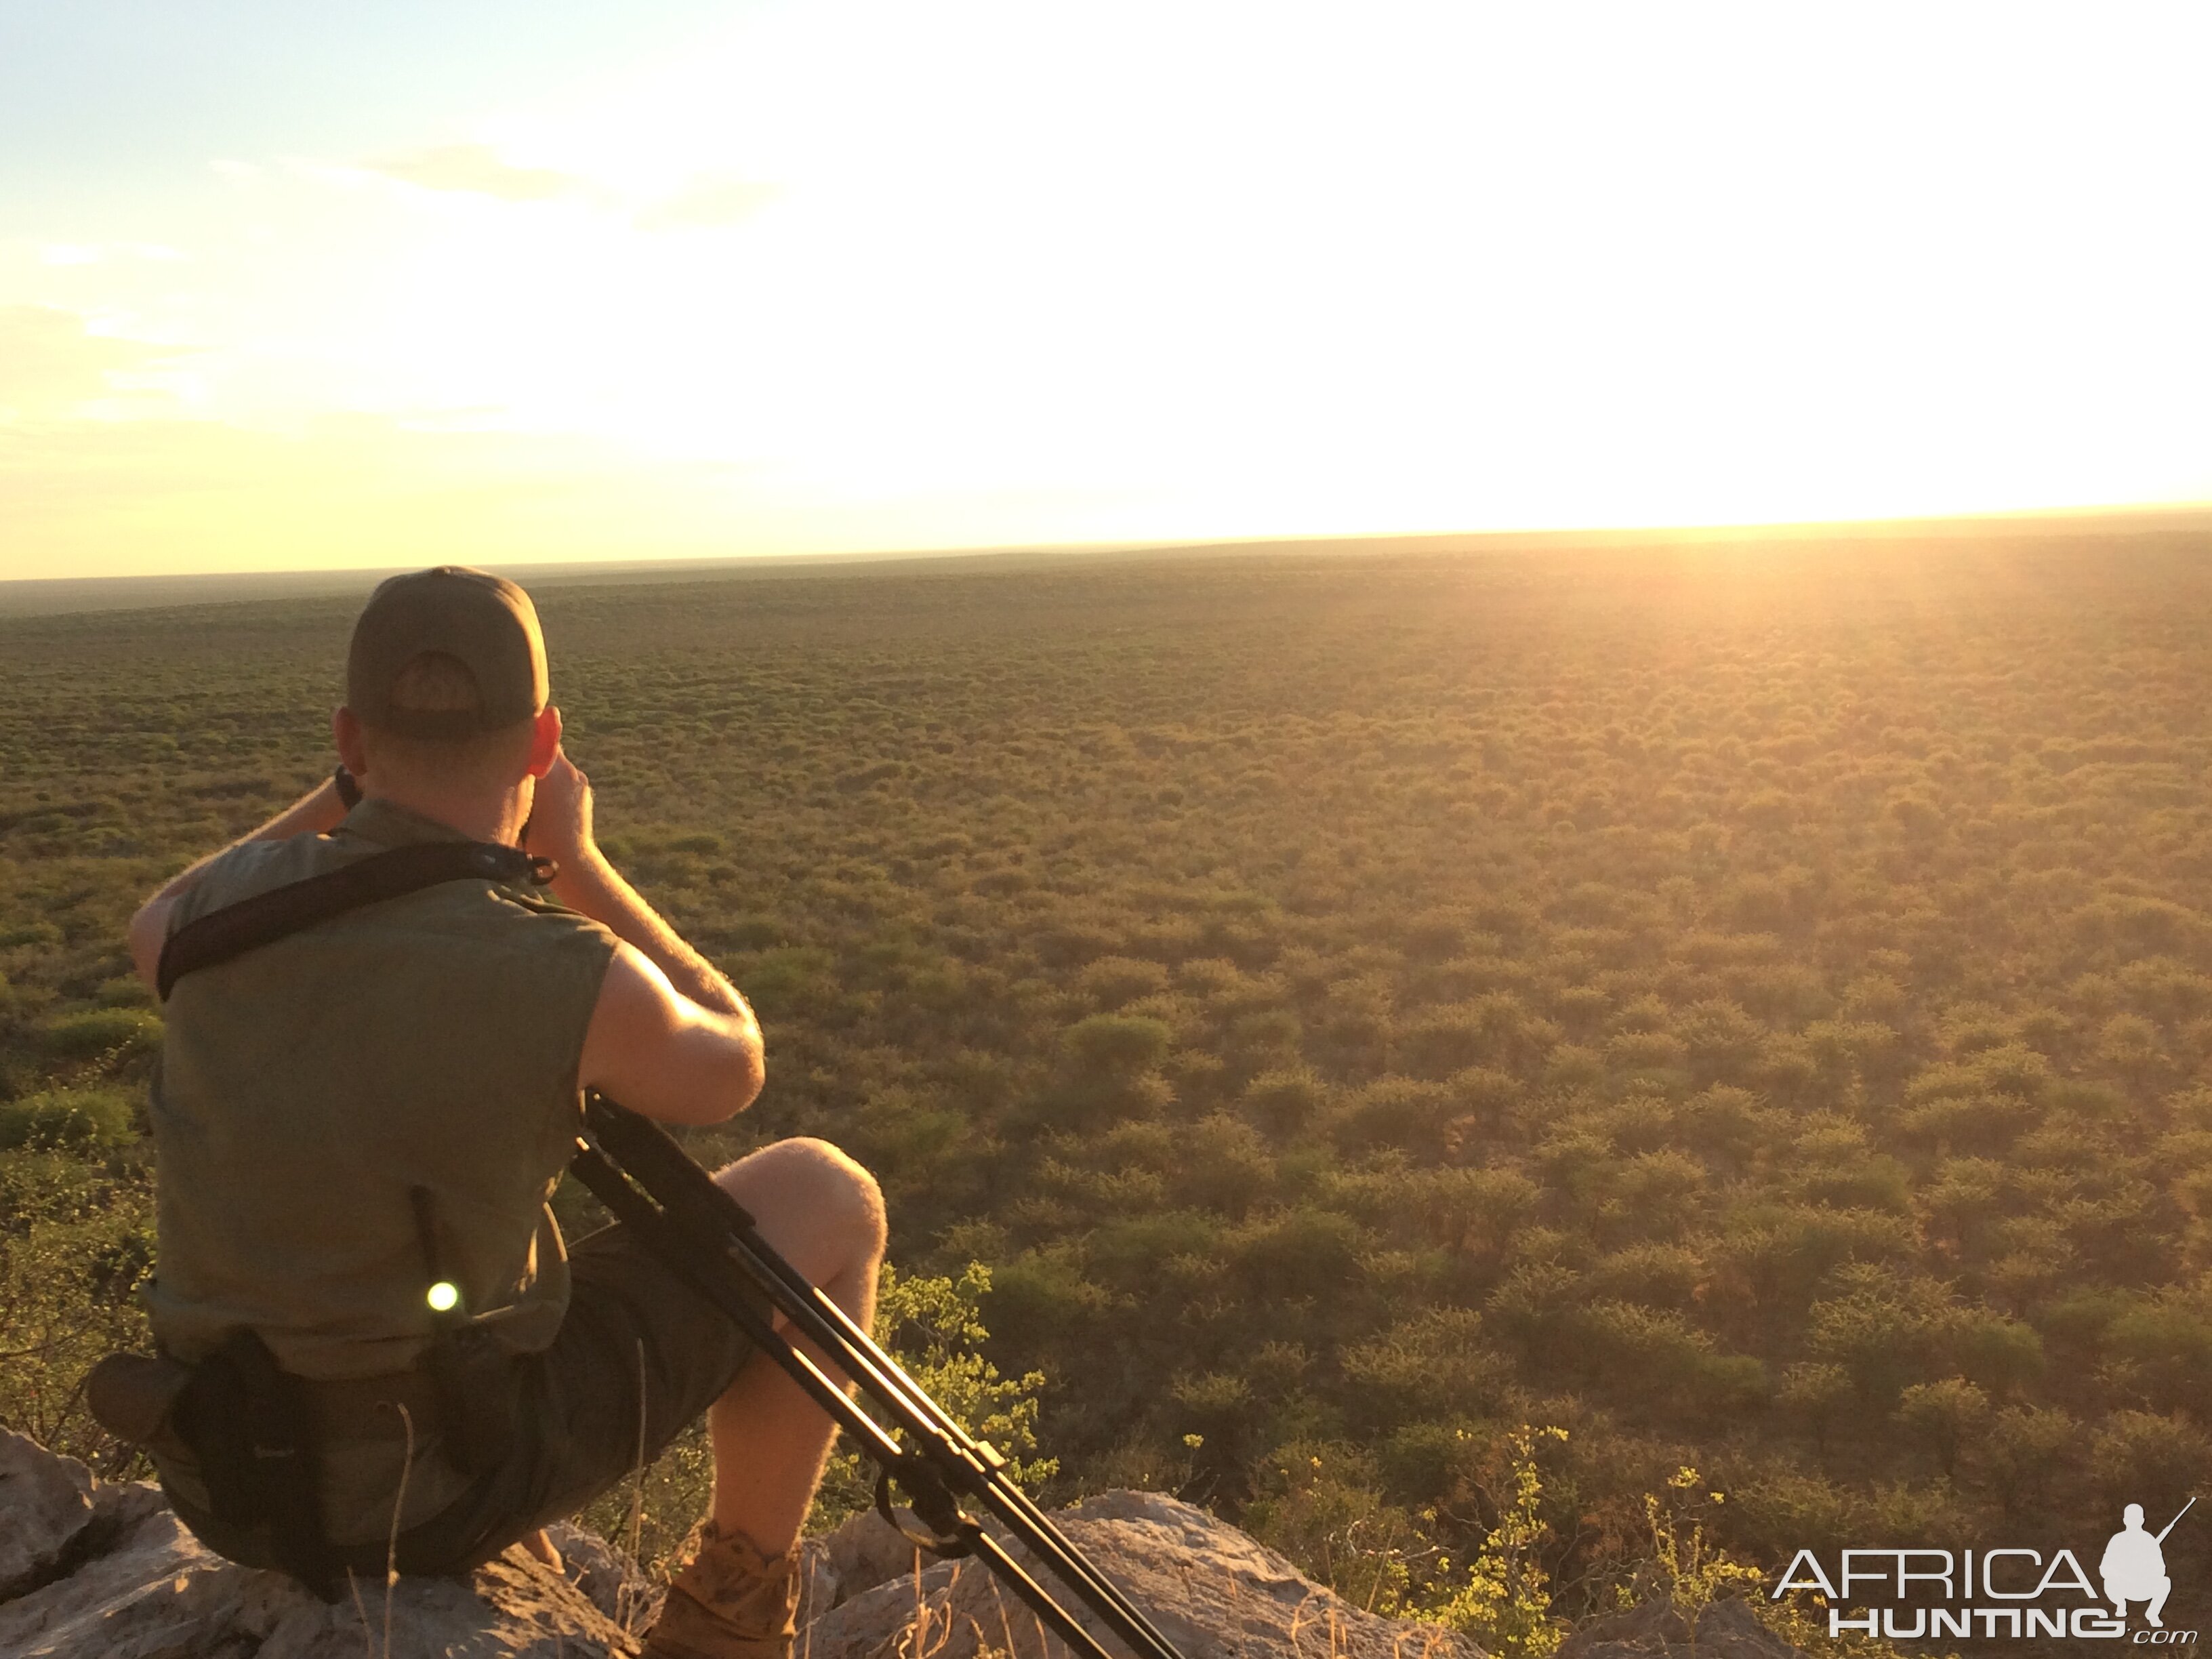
[346,566,549,738]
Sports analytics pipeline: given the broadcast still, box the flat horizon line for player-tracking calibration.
[6,500,2211,619]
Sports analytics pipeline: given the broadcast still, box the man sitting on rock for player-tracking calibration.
[121,566,885,1659]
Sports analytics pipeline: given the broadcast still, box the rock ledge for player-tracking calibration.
[1,1431,1807,1659]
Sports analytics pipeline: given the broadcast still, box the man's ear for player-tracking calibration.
[333,706,368,776]
[527,705,563,779]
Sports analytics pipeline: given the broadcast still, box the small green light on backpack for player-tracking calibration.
[426,1281,460,1313]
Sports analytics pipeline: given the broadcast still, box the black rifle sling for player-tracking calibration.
[157,840,553,1000]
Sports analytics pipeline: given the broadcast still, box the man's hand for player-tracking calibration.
[527,744,759,1049]
[526,751,597,869]
[546,739,765,1125]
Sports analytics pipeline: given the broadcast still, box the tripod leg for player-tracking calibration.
[703,1139,887,1553]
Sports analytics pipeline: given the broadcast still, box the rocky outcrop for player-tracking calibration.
[1556,1598,1804,1659]
[0,1428,101,1601]
[0,1431,636,1659]
[799,1491,1487,1659]
[0,1431,1808,1659]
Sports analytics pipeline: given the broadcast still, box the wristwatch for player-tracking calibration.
[333,765,363,810]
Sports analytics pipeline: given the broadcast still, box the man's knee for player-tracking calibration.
[792,1137,887,1258]
[720,1137,886,1258]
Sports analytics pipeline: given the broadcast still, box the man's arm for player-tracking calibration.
[533,753,766,1125]
[127,777,351,991]
[579,945,764,1125]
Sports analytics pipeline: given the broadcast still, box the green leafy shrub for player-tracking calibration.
[37,1009,161,1060]
[1425,1425,1569,1657]
[0,1086,138,1151]
[1061,1013,1171,1075]
[0,1149,155,1460]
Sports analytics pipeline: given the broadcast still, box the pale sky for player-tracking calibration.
[3,1,2209,579]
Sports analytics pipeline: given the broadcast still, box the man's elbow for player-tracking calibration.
[126,901,169,994]
[726,1042,766,1118]
[697,1036,764,1124]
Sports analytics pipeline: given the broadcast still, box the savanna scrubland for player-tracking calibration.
[5,537,2211,1640]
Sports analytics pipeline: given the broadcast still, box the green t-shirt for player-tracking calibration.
[144,798,617,1542]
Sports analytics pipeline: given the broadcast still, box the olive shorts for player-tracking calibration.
[170,1218,768,1578]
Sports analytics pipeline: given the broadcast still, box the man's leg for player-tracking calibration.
[2149,1578,2171,1627]
[704,1136,888,1550]
[643,1136,885,1659]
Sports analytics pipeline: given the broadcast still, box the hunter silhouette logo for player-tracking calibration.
[1776,1495,2200,1641]
[2104,1499,2194,1630]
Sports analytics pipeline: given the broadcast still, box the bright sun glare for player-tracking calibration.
[2,1,2209,578]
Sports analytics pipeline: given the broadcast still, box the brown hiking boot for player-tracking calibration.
[640,1522,802,1659]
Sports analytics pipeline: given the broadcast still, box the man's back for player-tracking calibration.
[148,796,617,1384]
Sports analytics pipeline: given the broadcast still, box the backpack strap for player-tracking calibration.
[157,840,556,1002]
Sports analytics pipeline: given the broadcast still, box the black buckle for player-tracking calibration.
[874,1460,983,1558]
[470,846,559,886]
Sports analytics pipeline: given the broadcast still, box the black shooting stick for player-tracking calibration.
[568,1093,1188,1659]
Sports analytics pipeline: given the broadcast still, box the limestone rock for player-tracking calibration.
[815,1503,935,1603]
[1,1433,1799,1659]
[546,1517,663,1633]
[1557,1598,1804,1659]
[795,1533,842,1629]
[802,1489,1488,1659]
[0,1430,96,1601]
[0,1437,640,1659]
[808,1555,965,1658]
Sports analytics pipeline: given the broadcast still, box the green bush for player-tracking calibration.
[1061,1012,1171,1076]
[0,1087,138,1151]
[1241,1065,1324,1134]
[0,1149,155,1459]
[37,1008,162,1060]
[1330,1076,1456,1156]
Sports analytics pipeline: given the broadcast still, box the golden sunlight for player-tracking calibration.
[3,1,2207,578]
